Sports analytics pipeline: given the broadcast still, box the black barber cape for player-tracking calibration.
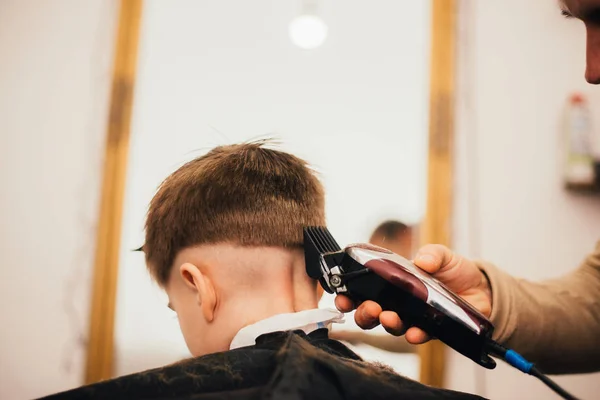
[41,329,486,400]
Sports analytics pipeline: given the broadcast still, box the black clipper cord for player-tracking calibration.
[485,341,580,400]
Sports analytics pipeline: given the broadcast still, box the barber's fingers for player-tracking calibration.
[414,244,456,274]
[405,327,431,344]
[335,294,356,313]
[380,311,406,336]
[378,312,431,344]
[336,297,404,333]
[353,301,382,329]
[344,299,432,344]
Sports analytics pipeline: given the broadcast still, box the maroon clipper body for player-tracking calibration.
[304,226,496,369]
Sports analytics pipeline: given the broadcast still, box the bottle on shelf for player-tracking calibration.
[563,93,597,192]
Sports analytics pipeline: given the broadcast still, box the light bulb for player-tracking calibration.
[288,15,328,50]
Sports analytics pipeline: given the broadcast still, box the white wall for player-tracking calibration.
[115,0,430,380]
[0,1,117,398]
[450,1,600,399]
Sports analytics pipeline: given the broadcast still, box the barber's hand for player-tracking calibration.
[334,244,492,345]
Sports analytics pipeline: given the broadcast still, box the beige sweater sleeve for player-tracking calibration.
[476,241,600,374]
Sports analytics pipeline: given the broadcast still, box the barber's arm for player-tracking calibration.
[335,242,600,374]
[477,241,600,374]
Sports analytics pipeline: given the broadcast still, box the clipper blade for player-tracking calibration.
[303,226,342,290]
[304,226,342,254]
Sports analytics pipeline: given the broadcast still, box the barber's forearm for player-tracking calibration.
[479,260,600,374]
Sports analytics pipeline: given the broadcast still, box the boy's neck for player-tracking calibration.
[207,290,318,354]
[170,244,319,356]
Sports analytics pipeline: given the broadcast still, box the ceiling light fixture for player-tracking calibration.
[289,0,328,50]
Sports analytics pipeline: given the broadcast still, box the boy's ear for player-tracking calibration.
[179,263,217,322]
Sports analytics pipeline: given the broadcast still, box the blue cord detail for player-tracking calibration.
[505,349,534,374]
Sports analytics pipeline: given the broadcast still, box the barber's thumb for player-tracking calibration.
[414,254,438,273]
[414,244,449,273]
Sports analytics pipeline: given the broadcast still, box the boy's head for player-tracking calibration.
[141,142,326,356]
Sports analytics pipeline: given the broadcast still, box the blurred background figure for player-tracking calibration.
[369,220,416,258]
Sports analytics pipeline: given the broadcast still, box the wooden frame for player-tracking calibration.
[418,0,456,388]
[85,0,143,384]
[85,0,456,388]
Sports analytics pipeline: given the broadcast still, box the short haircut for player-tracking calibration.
[142,141,326,286]
[370,220,411,241]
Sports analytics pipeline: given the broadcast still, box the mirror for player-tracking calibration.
[95,0,437,383]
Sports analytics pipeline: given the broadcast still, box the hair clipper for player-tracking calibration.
[304,226,496,369]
